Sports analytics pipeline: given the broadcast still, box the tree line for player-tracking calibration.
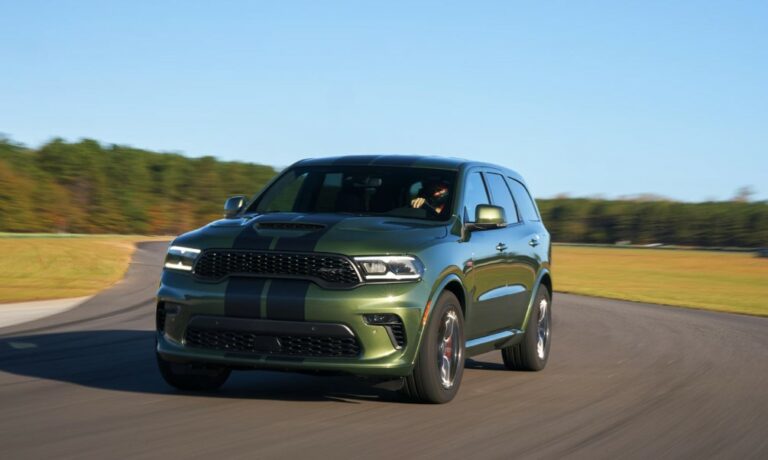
[537,198,768,248]
[0,137,276,234]
[1,137,765,247]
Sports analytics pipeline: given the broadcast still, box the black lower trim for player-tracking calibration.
[184,316,362,358]
[187,316,355,338]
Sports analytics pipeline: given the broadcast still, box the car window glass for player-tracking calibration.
[250,166,457,221]
[507,178,540,222]
[314,172,343,212]
[256,171,308,212]
[485,173,519,224]
[408,181,423,199]
[463,172,490,221]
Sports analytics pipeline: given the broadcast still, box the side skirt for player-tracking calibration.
[465,329,523,357]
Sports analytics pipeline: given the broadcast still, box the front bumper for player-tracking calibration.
[156,271,431,377]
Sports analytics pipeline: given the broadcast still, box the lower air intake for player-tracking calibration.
[388,322,406,348]
[185,327,361,358]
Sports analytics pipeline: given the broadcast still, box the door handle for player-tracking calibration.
[529,235,540,247]
[496,243,507,252]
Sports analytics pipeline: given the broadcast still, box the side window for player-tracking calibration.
[507,178,540,222]
[463,172,490,221]
[485,173,519,224]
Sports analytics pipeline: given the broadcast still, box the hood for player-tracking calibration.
[173,213,451,255]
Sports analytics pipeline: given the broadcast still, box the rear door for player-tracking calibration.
[505,177,546,329]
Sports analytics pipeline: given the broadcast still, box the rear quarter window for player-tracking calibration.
[506,178,540,222]
[484,173,519,224]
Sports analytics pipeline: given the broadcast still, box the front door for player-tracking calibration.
[462,171,512,339]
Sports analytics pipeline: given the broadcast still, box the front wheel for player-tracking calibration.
[502,287,551,371]
[157,350,231,391]
[403,291,465,404]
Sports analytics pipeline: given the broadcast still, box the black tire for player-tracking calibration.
[403,291,465,404]
[502,287,551,371]
[156,351,231,392]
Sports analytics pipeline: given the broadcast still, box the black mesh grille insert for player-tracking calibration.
[193,250,360,286]
[185,327,361,358]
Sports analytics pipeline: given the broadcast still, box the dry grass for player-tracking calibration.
[553,245,768,316]
[2,236,766,317]
[0,235,168,303]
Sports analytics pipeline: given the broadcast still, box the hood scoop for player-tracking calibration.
[256,222,326,231]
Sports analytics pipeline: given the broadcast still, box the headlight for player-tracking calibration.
[164,246,201,272]
[353,256,424,281]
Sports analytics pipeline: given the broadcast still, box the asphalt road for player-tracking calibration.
[1,242,767,459]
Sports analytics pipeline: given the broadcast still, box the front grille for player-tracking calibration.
[193,250,361,287]
[185,327,361,358]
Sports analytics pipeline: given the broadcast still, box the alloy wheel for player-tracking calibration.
[438,310,462,389]
[536,298,550,360]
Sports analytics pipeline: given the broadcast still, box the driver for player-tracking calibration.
[411,180,450,215]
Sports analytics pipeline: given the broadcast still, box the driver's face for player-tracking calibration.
[431,186,449,199]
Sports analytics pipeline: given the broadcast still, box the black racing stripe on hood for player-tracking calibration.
[226,218,271,318]
[272,214,347,252]
[265,280,310,321]
[231,219,274,250]
[225,278,266,318]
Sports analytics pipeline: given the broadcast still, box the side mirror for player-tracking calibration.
[466,204,506,232]
[224,195,247,218]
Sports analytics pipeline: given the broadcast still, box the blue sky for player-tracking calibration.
[1,1,766,201]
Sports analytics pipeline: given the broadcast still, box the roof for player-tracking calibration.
[296,155,479,170]
[292,155,524,182]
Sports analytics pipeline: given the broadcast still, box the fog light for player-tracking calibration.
[364,313,400,325]
[364,314,406,349]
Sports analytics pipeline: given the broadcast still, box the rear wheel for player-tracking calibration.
[502,287,551,371]
[403,291,465,404]
[157,350,231,391]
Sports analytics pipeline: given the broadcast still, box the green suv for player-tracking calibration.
[156,155,552,403]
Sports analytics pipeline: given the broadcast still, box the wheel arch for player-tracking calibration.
[521,269,553,332]
[539,271,553,297]
[407,273,467,368]
[418,273,467,337]
[442,279,467,318]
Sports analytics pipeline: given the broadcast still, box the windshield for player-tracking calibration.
[248,166,457,221]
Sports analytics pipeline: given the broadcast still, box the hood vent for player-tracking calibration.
[257,222,326,231]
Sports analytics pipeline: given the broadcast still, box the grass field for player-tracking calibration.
[0,235,168,304]
[1,236,766,317]
[553,245,768,316]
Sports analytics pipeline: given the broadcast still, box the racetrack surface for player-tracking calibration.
[1,242,767,459]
